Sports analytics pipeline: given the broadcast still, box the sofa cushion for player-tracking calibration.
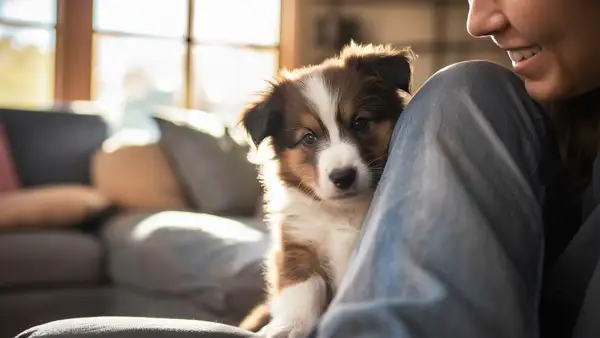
[0,185,109,229]
[0,231,105,288]
[102,210,268,312]
[0,108,108,187]
[154,115,262,216]
[0,122,20,192]
[92,140,188,210]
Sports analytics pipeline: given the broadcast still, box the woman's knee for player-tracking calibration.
[422,60,522,95]
[386,59,550,173]
[399,60,546,138]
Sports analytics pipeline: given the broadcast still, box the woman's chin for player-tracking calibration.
[523,77,567,101]
[523,71,597,101]
[523,79,553,101]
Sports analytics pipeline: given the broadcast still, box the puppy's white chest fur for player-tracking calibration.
[272,188,369,289]
[325,226,361,289]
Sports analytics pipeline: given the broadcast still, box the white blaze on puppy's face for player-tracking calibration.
[316,142,371,200]
[300,72,371,201]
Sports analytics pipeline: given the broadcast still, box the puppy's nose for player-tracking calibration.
[329,167,357,190]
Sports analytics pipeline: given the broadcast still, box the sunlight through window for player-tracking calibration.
[0,0,55,108]
[92,0,281,138]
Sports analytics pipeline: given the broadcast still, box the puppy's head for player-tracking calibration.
[240,43,415,203]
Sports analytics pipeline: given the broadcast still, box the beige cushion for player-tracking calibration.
[92,142,188,210]
[0,122,20,192]
[0,185,109,229]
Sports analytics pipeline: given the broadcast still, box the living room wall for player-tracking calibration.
[296,0,511,89]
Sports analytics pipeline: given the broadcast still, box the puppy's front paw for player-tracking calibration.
[255,321,311,338]
[260,275,326,337]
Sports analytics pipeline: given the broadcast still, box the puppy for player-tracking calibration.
[238,42,415,338]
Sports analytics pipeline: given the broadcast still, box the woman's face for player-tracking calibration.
[467,0,600,100]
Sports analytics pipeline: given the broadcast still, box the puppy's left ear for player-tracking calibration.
[343,42,416,93]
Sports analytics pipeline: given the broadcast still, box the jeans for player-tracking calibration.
[16,61,599,338]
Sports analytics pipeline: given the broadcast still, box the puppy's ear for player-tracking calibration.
[342,42,416,93]
[238,86,282,147]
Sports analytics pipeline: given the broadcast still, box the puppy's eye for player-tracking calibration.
[300,132,317,146]
[352,117,370,132]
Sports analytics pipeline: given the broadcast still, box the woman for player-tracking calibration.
[17,0,600,337]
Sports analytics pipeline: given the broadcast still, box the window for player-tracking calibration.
[0,0,57,107]
[191,0,280,123]
[92,0,281,134]
[0,0,288,136]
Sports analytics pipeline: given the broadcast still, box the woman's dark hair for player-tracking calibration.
[546,88,600,188]
[541,89,600,269]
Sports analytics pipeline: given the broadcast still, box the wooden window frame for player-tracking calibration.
[54,0,93,102]
[51,0,300,106]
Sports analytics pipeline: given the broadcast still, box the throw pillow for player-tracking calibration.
[0,123,20,192]
[0,185,109,229]
[155,115,262,216]
[92,141,189,210]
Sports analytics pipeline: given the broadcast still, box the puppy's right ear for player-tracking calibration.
[238,88,281,148]
[342,42,416,94]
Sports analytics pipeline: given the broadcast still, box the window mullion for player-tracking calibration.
[184,0,194,109]
[279,0,299,70]
[54,0,93,102]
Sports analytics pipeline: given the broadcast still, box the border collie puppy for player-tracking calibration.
[238,42,415,338]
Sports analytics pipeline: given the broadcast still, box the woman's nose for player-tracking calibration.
[467,0,508,37]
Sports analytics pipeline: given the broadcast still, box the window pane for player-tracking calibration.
[93,35,185,134]
[94,0,187,38]
[194,0,280,46]
[0,0,56,25]
[0,25,54,107]
[194,45,278,123]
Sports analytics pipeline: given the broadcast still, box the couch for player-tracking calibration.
[0,106,269,338]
